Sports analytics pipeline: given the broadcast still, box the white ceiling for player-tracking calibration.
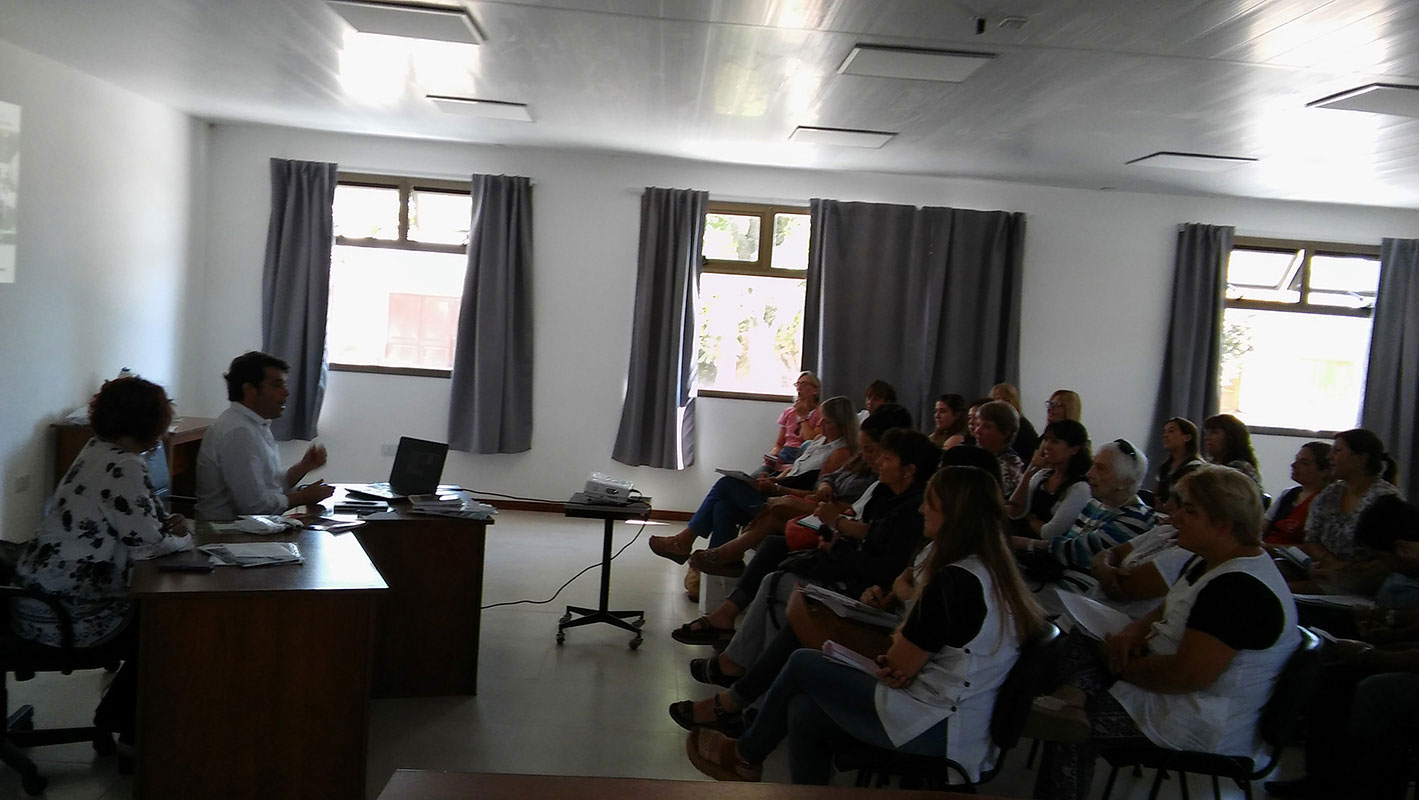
[3,0,1419,207]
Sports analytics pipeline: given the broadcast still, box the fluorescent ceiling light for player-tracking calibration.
[838,45,996,83]
[327,1,484,45]
[1307,83,1419,118]
[1125,151,1257,172]
[789,126,895,148]
[427,95,533,122]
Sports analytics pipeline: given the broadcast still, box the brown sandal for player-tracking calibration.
[685,728,761,782]
[649,534,692,565]
[689,548,746,578]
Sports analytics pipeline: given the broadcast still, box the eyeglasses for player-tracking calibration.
[1045,400,1063,409]
[1113,438,1138,461]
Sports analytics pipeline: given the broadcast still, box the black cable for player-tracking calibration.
[481,518,649,610]
[463,489,565,505]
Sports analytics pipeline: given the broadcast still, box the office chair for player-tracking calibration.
[0,586,120,796]
[832,621,1063,791]
[1097,627,1322,800]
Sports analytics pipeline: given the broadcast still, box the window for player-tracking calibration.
[1218,236,1380,435]
[696,202,810,398]
[328,173,471,376]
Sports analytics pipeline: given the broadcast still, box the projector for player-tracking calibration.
[584,472,636,504]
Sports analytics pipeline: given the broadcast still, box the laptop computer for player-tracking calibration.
[345,436,450,501]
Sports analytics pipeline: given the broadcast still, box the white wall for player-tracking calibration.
[0,39,203,541]
[198,123,1419,512]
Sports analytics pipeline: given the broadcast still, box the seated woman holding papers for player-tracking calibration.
[649,396,858,562]
[684,465,1047,784]
[1006,419,1093,543]
[12,377,193,745]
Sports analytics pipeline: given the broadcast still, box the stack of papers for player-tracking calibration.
[199,542,303,568]
[1058,593,1133,640]
[822,640,880,675]
[798,584,902,629]
[407,494,497,520]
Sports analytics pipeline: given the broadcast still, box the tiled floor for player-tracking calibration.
[2,510,1293,798]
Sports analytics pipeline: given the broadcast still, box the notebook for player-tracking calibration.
[345,436,449,500]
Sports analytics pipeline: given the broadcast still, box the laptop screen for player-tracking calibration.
[389,437,449,495]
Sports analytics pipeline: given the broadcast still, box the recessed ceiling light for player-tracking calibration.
[327,1,484,45]
[838,45,996,83]
[789,126,896,148]
[1126,151,1257,172]
[427,95,533,122]
[1307,83,1419,118]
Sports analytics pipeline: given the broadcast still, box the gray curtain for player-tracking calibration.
[261,158,337,442]
[1362,238,1419,499]
[448,174,534,453]
[612,188,707,469]
[802,199,1025,429]
[1145,223,1233,468]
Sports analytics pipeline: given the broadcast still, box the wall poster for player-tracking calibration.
[0,100,18,283]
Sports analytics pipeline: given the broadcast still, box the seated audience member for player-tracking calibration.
[1029,466,1300,800]
[12,377,194,744]
[689,404,911,577]
[858,379,897,423]
[684,465,1048,785]
[194,351,334,520]
[1044,389,1083,425]
[1153,416,1204,507]
[942,396,990,450]
[758,371,821,474]
[650,396,859,562]
[1006,419,1093,542]
[672,431,940,683]
[973,400,1026,496]
[1263,442,1332,546]
[1015,439,1156,570]
[990,382,1039,460]
[669,447,1004,727]
[927,393,967,448]
[1301,428,1402,571]
[1201,413,1263,489]
[1357,497,1419,609]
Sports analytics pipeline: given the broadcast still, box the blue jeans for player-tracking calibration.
[736,648,949,784]
[688,476,767,548]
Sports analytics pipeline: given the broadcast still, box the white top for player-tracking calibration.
[874,555,1020,781]
[1110,553,1298,757]
[194,402,291,521]
[783,436,845,478]
[1015,470,1094,542]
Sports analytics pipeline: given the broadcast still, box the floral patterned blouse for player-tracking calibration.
[12,438,176,647]
[1304,478,1402,559]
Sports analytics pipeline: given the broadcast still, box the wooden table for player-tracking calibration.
[325,486,492,697]
[376,770,1015,799]
[131,529,387,800]
[52,415,211,494]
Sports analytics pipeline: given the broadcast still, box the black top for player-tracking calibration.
[901,564,988,651]
[1181,558,1286,651]
[1012,416,1039,462]
[850,483,927,596]
[1154,457,1203,506]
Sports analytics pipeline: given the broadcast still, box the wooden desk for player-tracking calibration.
[329,487,492,697]
[131,529,387,800]
[376,770,1013,800]
[52,415,212,495]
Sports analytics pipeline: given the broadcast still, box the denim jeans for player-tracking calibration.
[736,648,949,784]
[687,476,767,548]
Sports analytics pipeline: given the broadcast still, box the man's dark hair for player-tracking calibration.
[879,429,942,488]
[861,403,913,440]
[224,351,290,402]
[90,377,172,444]
[865,379,898,404]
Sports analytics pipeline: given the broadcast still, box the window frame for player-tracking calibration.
[328,171,472,378]
[697,201,810,402]
[1222,235,1380,438]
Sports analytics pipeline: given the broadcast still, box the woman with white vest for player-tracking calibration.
[1030,464,1300,800]
[684,465,1047,784]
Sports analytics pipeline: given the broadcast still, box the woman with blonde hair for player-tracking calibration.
[1044,390,1083,425]
[760,371,822,473]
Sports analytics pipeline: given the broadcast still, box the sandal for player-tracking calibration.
[671,616,735,646]
[685,728,761,782]
[668,694,743,734]
[649,534,692,565]
[689,656,739,688]
[689,549,746,578]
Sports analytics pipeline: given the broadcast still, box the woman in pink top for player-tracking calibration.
[763,371,821,472]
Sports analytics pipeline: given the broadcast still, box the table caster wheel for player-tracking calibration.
[556,632,566,645]
[629,636,643,650]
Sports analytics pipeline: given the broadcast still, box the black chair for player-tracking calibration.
[832,621,1063,791]
[1098,626,1322,800]
[0,586,120,796]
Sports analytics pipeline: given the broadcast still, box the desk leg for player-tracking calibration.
[558,518,645,648]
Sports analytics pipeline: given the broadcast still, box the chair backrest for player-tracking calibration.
[1257,626,1322,749]
[991,621,1063,749]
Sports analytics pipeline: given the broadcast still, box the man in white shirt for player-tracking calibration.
[194,351,335,520]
